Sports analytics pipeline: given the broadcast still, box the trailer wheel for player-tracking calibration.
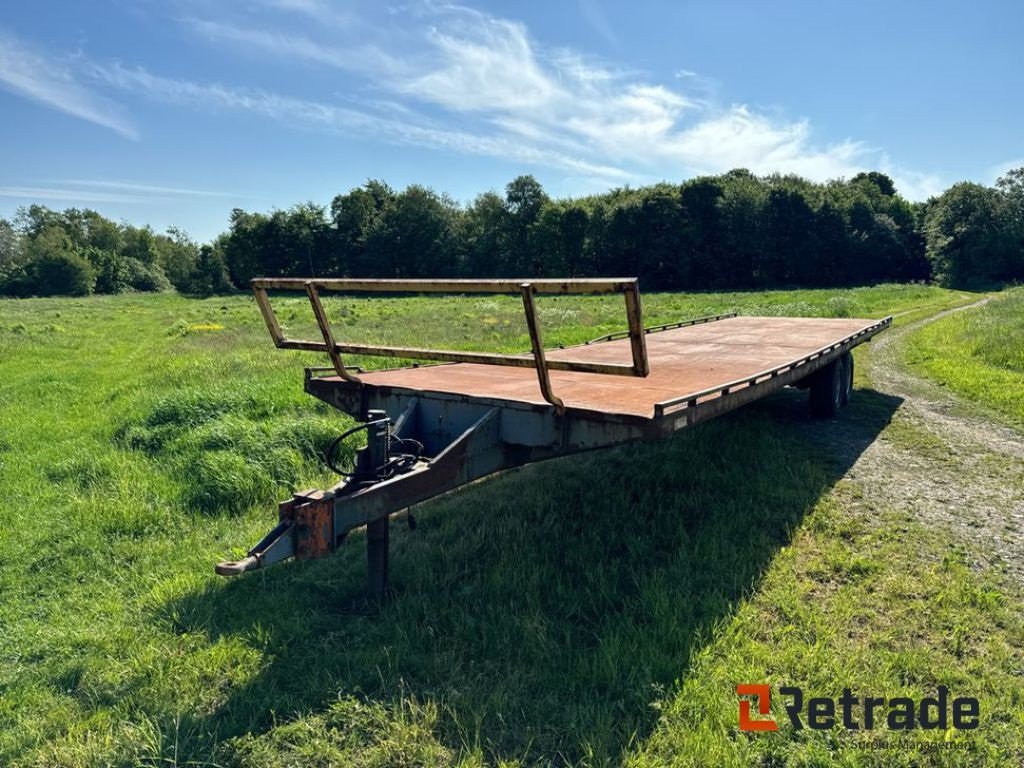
[809,360,843,418]
[839,352,854,406]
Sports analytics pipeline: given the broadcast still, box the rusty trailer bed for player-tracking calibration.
[216,277,892,595]
[327,315,888,421]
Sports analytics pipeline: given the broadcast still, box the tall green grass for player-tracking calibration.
[0,285,1019,766]
[903,289,1024,427]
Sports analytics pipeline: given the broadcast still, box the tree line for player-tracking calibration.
[2,167,1022,298]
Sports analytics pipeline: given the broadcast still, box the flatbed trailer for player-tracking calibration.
[216,278,891,596]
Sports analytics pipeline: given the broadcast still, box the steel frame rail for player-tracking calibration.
[583,312,737,345]
[251,277,649,412]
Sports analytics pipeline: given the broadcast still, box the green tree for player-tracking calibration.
[222,209,272,285]
[851,171,897,197]
[768,188,817,286]
[461,192,508,277]
[505,175,548,275]
[365,185,460,278]
[89,247,132,294]
[995,166,1024,282]
[25,226,95,296]
[187,239,234,295]
[924,182,1006,287]
[678,177,725,289]
[152,227,199,290]
[330,181,395,277]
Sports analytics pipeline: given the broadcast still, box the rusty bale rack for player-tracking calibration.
[252,277,649,411]
[216,277,891,597]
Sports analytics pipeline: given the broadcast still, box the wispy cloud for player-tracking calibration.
[0,179,235,205]
[169,3,914,191]
[0,28,137,140]
[253,0,357,29]
[182,17,395,74]
[0,186,158,204]
[53,179,235,197]
[5,2,938,199]
[987,158,1024,185]
[91,62,630,180]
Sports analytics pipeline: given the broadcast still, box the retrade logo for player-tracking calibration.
[737,685,979,732]
[737,684,779,731]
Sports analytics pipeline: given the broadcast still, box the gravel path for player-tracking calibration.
[870,298,1024,460]
[807,299,1024,584]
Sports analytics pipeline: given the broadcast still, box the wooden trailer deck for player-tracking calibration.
[337,315,888,419]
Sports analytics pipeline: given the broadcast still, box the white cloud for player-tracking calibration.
[0,29,137,140]
[92,63,630,180]
[172,3,903,190]
[0,186,157,204]
[409,18,564,112]
[182,18,397,75]
[255,0,357,28]
[6,2,937,198]
[887,170,945,201]
[53,180,234,197]
[987,158,1024,185]
[0,179,235,205]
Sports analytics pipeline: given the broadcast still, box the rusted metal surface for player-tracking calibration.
[304,283,358,382]
[520,283,565,411]
[253,281,285,345]
[623,281,649,376]
[220,277,893,593]
[249,277,651,409]
[254,277,637,294]
[331,409,503,535]
[653,318,890,418]
[323,316,891,420]
[292,489,336,560]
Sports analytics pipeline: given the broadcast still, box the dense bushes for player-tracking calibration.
[27,250,97,296]
[924,171,1024,287]
[0,207,224,298]
[3,166,1022,297]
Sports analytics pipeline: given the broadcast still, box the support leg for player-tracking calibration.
[363,408,391,599]
[366,515,389,599]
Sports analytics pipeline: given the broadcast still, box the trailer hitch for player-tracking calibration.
[214,404,504,597]
[215,410,400,577]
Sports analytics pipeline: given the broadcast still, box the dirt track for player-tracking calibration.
[812,299,1024,585]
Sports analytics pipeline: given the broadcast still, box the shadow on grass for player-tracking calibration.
[163,387,902,765]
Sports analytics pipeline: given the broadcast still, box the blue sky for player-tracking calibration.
[1,0,1021,243]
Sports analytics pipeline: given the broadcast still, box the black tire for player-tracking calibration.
[839,352,854,406]
[809,360,843,418]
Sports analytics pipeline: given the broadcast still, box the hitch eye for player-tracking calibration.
[214,555,259,576]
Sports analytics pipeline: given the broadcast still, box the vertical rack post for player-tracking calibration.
[305,281,360,383]
[520,283,566,413]
[623,281,649,376]
[364,409,390,599]
[252,283,285,346]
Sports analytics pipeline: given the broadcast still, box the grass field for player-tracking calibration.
[1,284,1021,767]
[903,288,1024,428]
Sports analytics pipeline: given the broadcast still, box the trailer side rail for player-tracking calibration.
[584,312,737,345]
[653,316,892,417]
[251,277,649,411]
